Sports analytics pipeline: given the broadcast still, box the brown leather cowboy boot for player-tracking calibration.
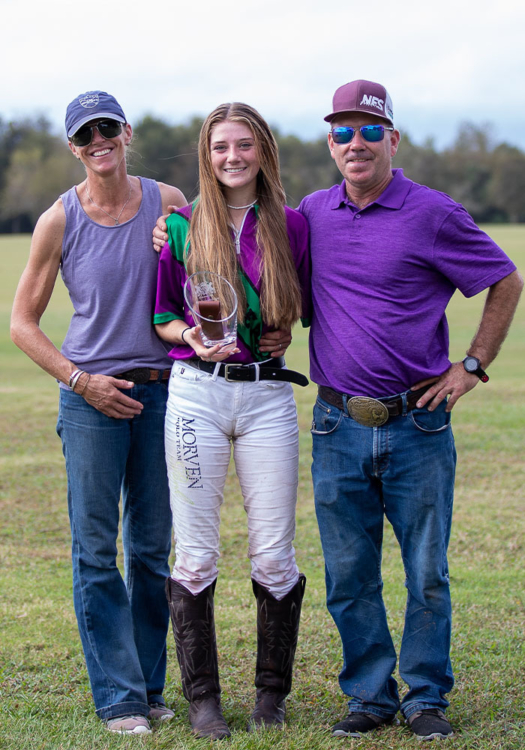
[165,578,230,740]
[248,574,306,730]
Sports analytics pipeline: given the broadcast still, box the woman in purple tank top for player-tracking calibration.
[10,91,188,735]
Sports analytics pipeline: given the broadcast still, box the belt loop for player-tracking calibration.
[156,369,164,383]
[211,362,221,382]
[401,390,408,416]
[253,362,260,383]
[342,393,349,415]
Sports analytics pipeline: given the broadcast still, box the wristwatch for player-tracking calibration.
[462,356,489,382]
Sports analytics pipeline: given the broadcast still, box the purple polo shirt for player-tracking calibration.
[299,169,516,397]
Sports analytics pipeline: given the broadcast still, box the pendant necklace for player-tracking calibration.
[86,180,133,225]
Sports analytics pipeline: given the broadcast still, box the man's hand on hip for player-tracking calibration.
[411,363,479,412]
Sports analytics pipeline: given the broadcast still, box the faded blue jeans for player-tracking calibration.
[56,383,172,721]
[311,392,456,719]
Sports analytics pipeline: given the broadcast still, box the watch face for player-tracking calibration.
[464,356,479,373]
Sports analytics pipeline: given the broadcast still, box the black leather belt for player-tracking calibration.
[114,367,171,384]
[318,384,431,427]
[189,357,309,387]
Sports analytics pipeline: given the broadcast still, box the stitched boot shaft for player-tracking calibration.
[253,574,306,694]
[249,574,306,729]
[165,578,230,739]
[165,577,220,702]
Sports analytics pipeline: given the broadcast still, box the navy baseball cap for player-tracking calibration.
[65,91,127,138]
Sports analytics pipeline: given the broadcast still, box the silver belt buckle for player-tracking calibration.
[223,364,238,382]
[347,397,389,427]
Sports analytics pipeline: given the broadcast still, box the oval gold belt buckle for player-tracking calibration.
[347,397,389,427]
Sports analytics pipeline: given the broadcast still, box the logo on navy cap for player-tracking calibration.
[79,93,99,109]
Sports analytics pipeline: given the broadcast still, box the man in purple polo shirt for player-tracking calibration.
[298,79,523,741]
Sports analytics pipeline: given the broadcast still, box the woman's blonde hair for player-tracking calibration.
[186,102,302,329]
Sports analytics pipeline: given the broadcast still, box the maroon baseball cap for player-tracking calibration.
[324,79,394,126]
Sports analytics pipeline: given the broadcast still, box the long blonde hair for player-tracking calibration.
[187,102,302,329]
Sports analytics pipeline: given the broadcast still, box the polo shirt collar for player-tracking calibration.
[330,168,411,211]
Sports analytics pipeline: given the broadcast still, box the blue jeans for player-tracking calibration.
[56,383,172,721]
[311,392,456,719]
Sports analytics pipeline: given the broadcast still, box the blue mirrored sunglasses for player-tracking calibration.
[331,124,394,144]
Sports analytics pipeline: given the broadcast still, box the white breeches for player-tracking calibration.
[165,361,300,600]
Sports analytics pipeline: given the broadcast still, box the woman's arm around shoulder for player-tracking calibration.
[157,182,188,215]
[152,183,188,251]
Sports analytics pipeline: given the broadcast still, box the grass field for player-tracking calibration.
[1,228,524,750]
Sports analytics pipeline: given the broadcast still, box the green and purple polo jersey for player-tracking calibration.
[154,204,311,364]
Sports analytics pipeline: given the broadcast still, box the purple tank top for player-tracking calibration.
[60,177,172,378]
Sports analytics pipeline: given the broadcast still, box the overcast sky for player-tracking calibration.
[2,0,524,151]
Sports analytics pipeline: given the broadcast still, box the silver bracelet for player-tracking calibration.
[68,368,83,389]
[70,370,84,391]
[181,327,191,345]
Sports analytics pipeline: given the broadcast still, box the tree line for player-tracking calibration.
[1,114,524,233]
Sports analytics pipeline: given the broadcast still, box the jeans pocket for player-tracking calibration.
[410,402,451,433]
[311,398,343,435]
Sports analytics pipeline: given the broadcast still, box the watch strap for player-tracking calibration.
[463,356,489,383]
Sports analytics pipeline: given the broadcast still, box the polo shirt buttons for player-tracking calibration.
[355,214,361,219]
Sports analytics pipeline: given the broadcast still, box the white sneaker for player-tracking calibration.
[106,715,152,734]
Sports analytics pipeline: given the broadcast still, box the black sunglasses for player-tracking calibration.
[69,118,124,147]
[331,124,394,144]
